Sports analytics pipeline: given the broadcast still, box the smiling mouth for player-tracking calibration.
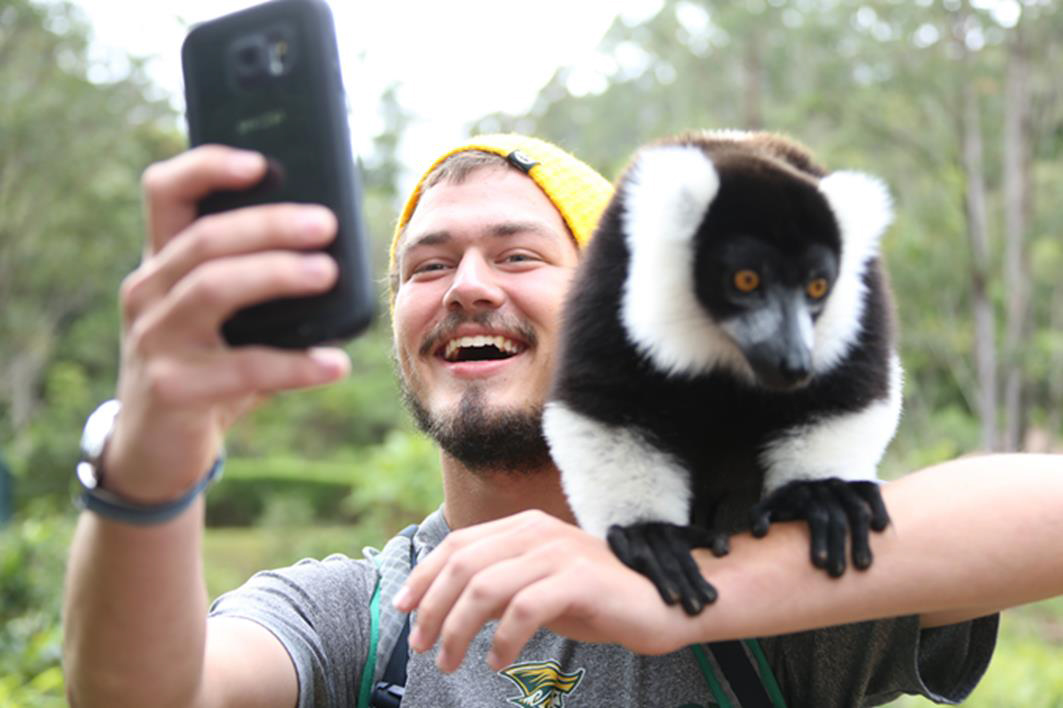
[442,335,526,363]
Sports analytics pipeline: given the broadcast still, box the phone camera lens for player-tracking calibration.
[239,45,261,67]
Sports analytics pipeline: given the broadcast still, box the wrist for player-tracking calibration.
[76,400,224,526]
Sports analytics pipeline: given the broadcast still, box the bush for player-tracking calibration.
[0,514,74,705]
[205,430,443,529]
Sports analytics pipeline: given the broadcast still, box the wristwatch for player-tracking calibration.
[76,399,223,525]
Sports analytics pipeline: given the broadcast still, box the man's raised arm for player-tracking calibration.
[62,146,349,708]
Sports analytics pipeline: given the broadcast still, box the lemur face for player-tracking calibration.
[696,234,839,390]
[618,137,888,385]
[691,162,842,390]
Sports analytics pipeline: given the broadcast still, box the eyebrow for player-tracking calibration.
[402,220,562,254]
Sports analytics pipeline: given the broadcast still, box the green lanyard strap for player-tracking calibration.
[690,640,787,708]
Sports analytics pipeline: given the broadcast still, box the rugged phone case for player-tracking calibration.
[182,0,373,348]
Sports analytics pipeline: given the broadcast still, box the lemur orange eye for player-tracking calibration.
[733,270,760,293]
[807,277,829,299]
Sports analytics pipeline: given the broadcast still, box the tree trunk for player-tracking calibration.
[956,7,998,451]
[742,30,763,130]
[1001,18,1032,451]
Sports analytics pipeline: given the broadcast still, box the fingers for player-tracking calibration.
[607,523,717,616]
[816,484,848,578]
[398,512,545,615]
[406,532,528,655]
[488,574,581,671]
[608,524,677,606]
[432,551,558,672]
[831,479,874,570]
[141,145,268,255]
[124,203,336,325]
[853,480,891,531]
[126,250,337,352]
[136,347,350,407]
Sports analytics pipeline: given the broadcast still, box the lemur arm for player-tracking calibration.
[751,355,902,575]
[543,401,727,615]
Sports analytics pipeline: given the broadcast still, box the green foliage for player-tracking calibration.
[207,429,441,527]
[0,514,74,705]
[0,0,180,508]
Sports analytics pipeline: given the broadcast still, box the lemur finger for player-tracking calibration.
[750,482,802,536]
[749,502,773,537]
[648,525,701,614]
[816,485,849,578]
[667,525,718,613]
[830,480,874,570]
[677,550,718,613]
[806,498,831,570]
[686,525,730,557]
[607,525,679,607]
[852,481,891,531]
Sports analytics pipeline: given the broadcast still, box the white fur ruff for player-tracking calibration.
[760,354,904,492]
[619,144,751,380]
[813,171,893,373]
[543,401,691,537]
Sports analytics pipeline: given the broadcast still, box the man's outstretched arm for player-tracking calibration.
[398,453,1063,672]
[62,146,349,708]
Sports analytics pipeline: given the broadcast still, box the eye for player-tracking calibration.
[733,269,760,293]
[806,277,829,300]
[409,260,450,279]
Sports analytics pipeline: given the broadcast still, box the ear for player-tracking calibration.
[810,171,893,374]
[619,145,749,378]
[818,171,893,264]
[621,144,721,246]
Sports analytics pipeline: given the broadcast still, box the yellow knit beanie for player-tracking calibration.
[389,134,614,290]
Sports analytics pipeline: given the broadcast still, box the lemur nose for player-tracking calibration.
[779,355,811,386]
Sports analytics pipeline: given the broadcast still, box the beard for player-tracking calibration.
[396,311,552,475]
[401,381,553,475]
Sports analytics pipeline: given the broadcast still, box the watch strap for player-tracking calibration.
[77,456,224,525]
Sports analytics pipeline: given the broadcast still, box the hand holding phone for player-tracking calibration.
[182,0,373,348]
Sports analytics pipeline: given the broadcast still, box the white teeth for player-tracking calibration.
[443,335,523,361]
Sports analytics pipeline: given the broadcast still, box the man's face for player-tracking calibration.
[392,166,580,471]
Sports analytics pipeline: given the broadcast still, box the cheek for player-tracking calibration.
[519,268,577,324]
[392,288,432,357]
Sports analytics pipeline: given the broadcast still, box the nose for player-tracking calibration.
[443,251,505,312]
[778,350,812,386]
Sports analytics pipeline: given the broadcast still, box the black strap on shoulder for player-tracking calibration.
[369,525,419,708]
[707,640,774,707]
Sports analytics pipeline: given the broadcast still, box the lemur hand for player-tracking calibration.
[750,478,890,577]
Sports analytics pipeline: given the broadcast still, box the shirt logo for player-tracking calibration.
[498,660,585,707]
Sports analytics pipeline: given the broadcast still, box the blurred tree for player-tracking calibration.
[0,0,179,504]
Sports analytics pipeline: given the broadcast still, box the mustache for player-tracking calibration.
[419,311,538,357]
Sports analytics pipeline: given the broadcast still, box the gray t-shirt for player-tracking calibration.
[210,508,998,707]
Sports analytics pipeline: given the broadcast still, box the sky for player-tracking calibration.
[73,0,661,190]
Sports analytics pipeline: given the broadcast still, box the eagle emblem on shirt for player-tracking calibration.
[498,660,585,707]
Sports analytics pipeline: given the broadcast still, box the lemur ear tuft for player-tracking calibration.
[818,171,893,260]
[623,145,720,247]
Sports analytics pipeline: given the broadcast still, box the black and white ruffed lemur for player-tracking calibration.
[543,131,901,615]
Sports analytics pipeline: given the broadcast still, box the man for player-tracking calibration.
[65,134,1062,707]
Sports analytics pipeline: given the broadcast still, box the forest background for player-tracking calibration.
[1,0,1061,704]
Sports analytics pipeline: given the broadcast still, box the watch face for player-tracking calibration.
[81,399,121,462]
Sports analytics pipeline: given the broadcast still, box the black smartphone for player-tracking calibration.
[181,0,373,348]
